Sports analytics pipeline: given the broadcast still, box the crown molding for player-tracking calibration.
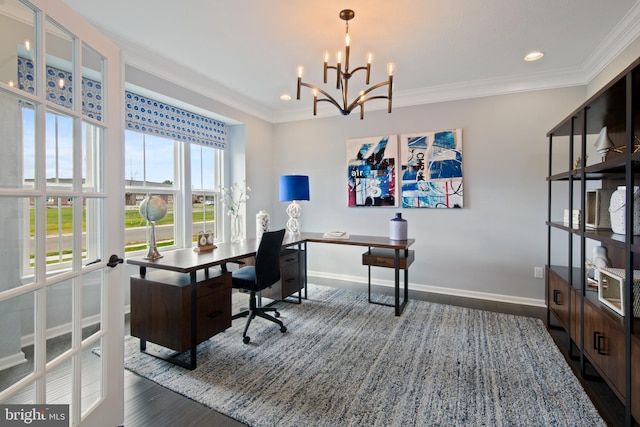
[90,7,640,125]
[97,27,278,123]
[581,1,640,83]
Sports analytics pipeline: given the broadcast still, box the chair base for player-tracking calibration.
[232,291,287,343]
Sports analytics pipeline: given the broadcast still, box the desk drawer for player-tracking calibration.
[195,284,232,342]
[362,249,415,269]
[280,249,299,268]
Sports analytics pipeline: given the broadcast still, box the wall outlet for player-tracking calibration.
[534,266,544,279]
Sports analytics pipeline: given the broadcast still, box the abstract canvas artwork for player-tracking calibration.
[400,129,463,208]
[346,135,398,207]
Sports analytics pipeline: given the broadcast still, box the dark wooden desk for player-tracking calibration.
[127,232,414,369]
[297,232,415,316]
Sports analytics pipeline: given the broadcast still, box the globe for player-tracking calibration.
[139,195,168,222]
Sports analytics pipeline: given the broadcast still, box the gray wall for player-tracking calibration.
[123,43,640,306]
[270,87,585,305]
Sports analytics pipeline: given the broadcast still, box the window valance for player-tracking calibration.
[125,92,227,148]
[17,57,227,148]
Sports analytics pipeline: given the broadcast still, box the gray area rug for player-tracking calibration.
[124,284,605,427]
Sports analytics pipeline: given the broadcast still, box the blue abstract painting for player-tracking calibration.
[400,129,463,208]
[346,135,398,207]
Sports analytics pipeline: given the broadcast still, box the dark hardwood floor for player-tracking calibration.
[124,277,628,427]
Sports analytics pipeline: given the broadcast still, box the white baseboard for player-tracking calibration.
[0,351,27,371]
[307,270,546,308]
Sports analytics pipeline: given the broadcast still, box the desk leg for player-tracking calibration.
[303,241,308,299]
[189,271,197,368]
[368,247,373,303]
[395,249,400,315]
[394,249,409,316]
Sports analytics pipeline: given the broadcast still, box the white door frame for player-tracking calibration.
[0,1,125,425]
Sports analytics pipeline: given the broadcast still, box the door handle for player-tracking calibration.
[107,254,124,268]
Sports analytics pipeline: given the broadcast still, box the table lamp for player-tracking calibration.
[279,175,310,234]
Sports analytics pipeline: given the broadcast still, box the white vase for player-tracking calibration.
[608,186,640,235]
[231,213,243,242]
[389,213,408,240]
[256,210,270,239]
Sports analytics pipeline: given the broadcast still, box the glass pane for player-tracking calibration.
[192,193,216,243]
[154,194,174,249]
[0,0,37,93]
[81,339,102,413]
[0,196,36,288]
[0,93,36,189]
[83,198,103,267]
[46,111,74,188]
[124,130,144,185]
[81,43,103,121]
[46,279,73,363]
[82,122,104,192]
[45,197,74,277]
[0,292,35,395]
[81,270,102,341]
[145,134,174,185]
[46,356,72,405]
[45,18,74,111]
[125,193,175,252]
[125,192,148,252]
[191,144,215,190]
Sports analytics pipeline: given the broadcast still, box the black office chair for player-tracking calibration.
[231,228,287,344]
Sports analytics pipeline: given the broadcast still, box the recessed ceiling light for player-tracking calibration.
[524,52,544,62]
[280,94,292,101]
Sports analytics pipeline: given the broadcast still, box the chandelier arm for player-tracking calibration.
[299,82,343,113]
[345,80,391,112]
[348,66,369,75]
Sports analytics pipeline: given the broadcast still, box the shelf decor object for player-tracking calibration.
[139,195,169,260]
[296,9,394,119]
[608,186,640,235]
[586,189,615,229]
[597,267,640,317]
[594,126,615,161]
[279,175,310,234]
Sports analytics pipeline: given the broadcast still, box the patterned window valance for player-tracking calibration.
[125,92,227,148]
[17,57,227,148]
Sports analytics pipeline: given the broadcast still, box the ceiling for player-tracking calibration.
[61,0,640,123]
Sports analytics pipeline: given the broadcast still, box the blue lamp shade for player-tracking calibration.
[279,175,310,201]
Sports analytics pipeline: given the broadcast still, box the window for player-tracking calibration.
[124,130,222,254]
[124,131,178,253]
[191,144,221,243]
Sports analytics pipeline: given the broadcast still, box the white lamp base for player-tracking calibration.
[286,201,302,234]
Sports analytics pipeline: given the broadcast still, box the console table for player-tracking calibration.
[127,232,414,369]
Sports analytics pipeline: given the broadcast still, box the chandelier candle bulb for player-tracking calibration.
[324,52,329,82]
[313,89,318,115]
[296,66,303,99]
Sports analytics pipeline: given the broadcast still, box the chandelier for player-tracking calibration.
[296,9,394,119]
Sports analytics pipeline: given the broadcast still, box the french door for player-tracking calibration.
[0,0,124,425]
